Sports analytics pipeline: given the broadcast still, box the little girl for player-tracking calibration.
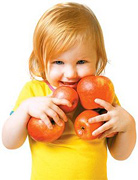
[2,2,136,180]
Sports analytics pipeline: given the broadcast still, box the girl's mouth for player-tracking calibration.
[59,81,79,88]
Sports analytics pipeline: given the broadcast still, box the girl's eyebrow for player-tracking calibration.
[50,55,89,62]
[76,56,90,61]
[78,56,88,59]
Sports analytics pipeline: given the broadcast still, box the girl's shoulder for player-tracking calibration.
[23,79,52,96]
[25,79,46,87]
[12,80,52,111]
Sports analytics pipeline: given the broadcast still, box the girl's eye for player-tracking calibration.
[53,61,64,65]
[77,60,87,64]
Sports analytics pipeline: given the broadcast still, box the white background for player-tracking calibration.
[0,0,138,179]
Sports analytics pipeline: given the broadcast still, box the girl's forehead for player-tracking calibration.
[52,38,96,58]
[50,40,97,61]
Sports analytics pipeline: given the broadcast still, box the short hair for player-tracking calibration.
[29,2,107,79]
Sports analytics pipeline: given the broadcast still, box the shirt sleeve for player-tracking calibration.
[12,82,35,112]
[113,94,120,106]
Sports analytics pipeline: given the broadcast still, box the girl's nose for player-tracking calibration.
[64,66,77,79]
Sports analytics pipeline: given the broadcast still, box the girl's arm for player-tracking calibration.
[2,101,30,149]
[2,96,71,149]
[107,116,136,160]
[88,99,136,160]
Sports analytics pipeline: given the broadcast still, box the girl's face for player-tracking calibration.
[46,41,97,89]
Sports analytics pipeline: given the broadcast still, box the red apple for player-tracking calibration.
[74,110,103,140]
[27,117,65,142]
[77,75,115,109]
[52,86,79,113]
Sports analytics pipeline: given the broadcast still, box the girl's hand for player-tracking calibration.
[25,96,72,129]
[88,98,133,139]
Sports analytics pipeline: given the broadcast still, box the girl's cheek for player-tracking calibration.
[78,67,96,78]
[47,67,62,85]
[50,67,62,78]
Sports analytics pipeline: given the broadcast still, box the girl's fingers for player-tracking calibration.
[88,113,110,123]
[51,104,68,122]
[39,97,72,128]
[92,121,112,136]
[52,98,72,107]
[95,99,114,111]
[45,108,64,127]
[40,113,53,129]
[98,129,117,139]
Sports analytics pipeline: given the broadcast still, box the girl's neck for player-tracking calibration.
[44,80,56,92]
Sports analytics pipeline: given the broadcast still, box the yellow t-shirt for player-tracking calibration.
[13,80,111,180]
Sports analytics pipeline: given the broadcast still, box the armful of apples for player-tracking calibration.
[27,86,79,142]
[27,75,117,142]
